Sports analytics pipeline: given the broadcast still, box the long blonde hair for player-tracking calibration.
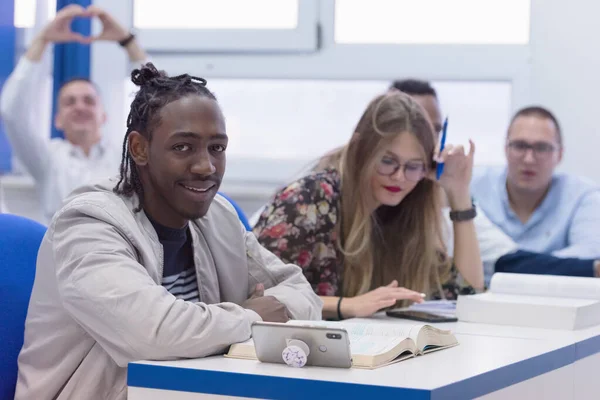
[329,92,450,299]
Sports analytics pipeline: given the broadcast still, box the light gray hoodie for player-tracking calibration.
[15,177,322,400]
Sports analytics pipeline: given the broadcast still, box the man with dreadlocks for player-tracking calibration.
[14,63,322,400]
[0,4,147,222]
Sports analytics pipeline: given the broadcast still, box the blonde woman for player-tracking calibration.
[253,92,483,319]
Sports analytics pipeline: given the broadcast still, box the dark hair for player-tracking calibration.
[113,62,216,211]
[389,79,437,98]
[509,106,562,146]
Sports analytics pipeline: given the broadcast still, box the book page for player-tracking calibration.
[226,338,256,359]
[340,322,420,339]
[490,273,600,300]
[287,319,420,338]
[415,326,458,353]
[286,320,422,356]
[348,333,408,356]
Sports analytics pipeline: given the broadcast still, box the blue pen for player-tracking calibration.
[436,117,448,180]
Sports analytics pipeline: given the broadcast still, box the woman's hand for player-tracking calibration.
[435,139,475,209]
[341,280,425,318]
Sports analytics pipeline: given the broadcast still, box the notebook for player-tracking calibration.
[457,273,600,330]
[226,320,458,369]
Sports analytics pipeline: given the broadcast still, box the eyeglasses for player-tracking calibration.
[507,140,558,159]
[376,156,426,182]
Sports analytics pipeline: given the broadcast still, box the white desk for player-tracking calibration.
[127,319,600,400]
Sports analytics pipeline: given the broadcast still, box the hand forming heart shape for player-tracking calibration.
[41,4,129,45]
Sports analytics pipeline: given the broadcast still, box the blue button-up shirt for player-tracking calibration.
[471,166,600,259]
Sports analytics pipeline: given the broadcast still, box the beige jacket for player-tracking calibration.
[15,178,322,400]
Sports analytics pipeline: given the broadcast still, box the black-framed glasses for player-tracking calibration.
[507,140,558,159]
[376,156,427,182]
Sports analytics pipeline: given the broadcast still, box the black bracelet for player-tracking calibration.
[337,297,345,320]
[449,206,477,222]
[119,33,136,47]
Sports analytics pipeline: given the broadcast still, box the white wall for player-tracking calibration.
[529,0,600,182]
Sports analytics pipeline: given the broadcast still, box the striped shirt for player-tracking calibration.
[147,214,200,303]
[162,265,199,302]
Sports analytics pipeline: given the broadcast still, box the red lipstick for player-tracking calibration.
[384,186,402,193]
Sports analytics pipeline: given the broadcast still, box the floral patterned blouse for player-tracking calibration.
[253,168,473,299]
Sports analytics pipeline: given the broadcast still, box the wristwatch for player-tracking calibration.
[449,205,477,222]
[119,32,136,47]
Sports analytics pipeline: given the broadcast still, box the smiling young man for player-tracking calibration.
[471,106,600,259]
[14,63,322,400]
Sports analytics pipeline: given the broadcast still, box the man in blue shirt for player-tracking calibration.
[387,83,599,282]
[472,106,600,261]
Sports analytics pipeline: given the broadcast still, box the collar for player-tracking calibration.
[145,211,189,241]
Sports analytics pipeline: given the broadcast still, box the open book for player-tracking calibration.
[457,273,600,330]
[226,320,458,369]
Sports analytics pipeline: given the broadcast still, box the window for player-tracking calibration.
[211,79,510,166]
[123,79,511,182]
[434,81,511,166]
[133,0,299,29]
[134,0,319,53]
[209,79,384,162]
[335,0,531,44]
[14,0,56,28]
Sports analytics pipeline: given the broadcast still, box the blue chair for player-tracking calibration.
[218,192,251,231]
[0,214,46,399]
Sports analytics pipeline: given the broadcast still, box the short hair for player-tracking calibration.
[58,77,101,97]
[389,79,437,98]
[113,62,216,212]
[509,106,562,146]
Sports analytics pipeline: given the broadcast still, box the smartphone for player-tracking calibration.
[251,322,353,368]
[386,309,458,323]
